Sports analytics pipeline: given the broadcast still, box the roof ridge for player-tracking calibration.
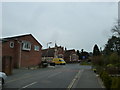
[2,34,32,39]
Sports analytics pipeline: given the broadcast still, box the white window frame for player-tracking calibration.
[34,45,39,51]
[22,41,31,51]
[10,41,14,48]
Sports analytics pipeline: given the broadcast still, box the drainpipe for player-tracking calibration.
[17,41,22,68]
[19,42,21,68]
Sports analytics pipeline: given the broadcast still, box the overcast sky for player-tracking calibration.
[1,2,118,52]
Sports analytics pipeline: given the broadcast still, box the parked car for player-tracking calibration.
[49,61,55,66]
[0,72,7,85]
[52,58,66,65]
[41,60,48,67]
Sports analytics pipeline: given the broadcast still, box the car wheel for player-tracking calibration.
[2,78,4,85]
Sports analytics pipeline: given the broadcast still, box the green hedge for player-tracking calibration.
[111,77,120,89]
[100,71,120,89]
[100,71,112,89]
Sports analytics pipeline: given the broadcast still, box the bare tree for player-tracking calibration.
[111,20,120,37]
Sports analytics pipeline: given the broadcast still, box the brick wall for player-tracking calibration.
[2,34,42,68]
[64,50,78,63]
[18,35,42,67]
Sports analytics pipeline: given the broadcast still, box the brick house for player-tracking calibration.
[42,44,64,62]
[64,49,79,63]
[0,34,42,68]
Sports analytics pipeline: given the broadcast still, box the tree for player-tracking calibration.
[77,50,81,60]
[103,20,120,55]
[81,49,84,53]
[111,20,120,37]
[104,36,120,55]
[82,51,89,59]
[93,44,100,56]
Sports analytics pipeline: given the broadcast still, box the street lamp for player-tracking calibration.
[47,42,52,48]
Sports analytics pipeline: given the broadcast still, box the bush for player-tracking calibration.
[106,64,118,74]
[111,77,120,89]
[109,53,119,64]
[100,71,112,89]
[80,61,91,65]
[92,55,105,66]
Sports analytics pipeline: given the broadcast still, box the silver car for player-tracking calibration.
[0,72,7,85]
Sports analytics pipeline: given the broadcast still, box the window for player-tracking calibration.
[59,60,64,62]
[34,45,39,51]
[10,41,14,48]
[22,41,31,51]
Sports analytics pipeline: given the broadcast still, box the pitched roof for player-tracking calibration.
[42,45,65,57]
[42,48,55,57]
[1,34,30,43]
[1,34,42,47]
[2,34,32,40]
[64,49,76,57]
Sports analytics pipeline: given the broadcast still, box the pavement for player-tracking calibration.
[73,68,104,88]
[2,64,105,89]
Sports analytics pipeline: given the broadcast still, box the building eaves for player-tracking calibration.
[1,34,42,47]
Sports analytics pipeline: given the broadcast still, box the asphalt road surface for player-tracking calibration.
[3,64,104,89]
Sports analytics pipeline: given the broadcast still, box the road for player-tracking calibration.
[3,64,104,89]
